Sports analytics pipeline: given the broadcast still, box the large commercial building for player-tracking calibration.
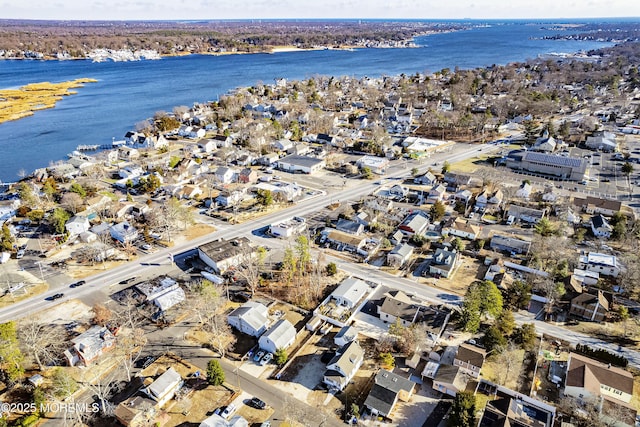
[506,151,587,181]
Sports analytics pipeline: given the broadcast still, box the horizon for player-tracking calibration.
[4,0,640,21]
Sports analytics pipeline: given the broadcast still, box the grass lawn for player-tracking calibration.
[482,349,526,390]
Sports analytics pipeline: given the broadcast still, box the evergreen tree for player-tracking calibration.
[207,359,225,386]
[448,391,476,427]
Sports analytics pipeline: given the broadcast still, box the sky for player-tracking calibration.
[2,0,640,21]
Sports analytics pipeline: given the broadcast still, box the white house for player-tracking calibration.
[429,248,459,279]
[65,215,90,236]
[356,155,389,175]
[258,319,296,354]
[144,367,184,409]
[564,352,633,404]
[276,155,325,174]
[578,252,620,277]
[330,277,370,309]
[214,166,238,184]
[227,302,270,337]
[323,340,364,391]
[334,325,359,347]
[387,243,414,268]
[441,219,480,240]
[269,217,306,238]
[591,214,613,238]
[109,221,139,244]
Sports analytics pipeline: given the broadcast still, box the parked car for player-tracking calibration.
[253,350,265,363]
[249,397,266,409]
[221,403,236,419]
[16,249,25,259]
[260,352,273,366]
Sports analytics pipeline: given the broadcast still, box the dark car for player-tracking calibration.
[70,280,86,288]
[119,277,137,285]
[249,397,266,409]
[136,355,156,369]
[48,293,64,301]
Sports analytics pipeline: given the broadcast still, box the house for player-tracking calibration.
[389,230,405,245]
[322,229,367,254]
[216,189,245,207]
[276,154,325,174]
[118,146,140,161]
[110,221,139,244]
[258,319,296,354]
[578,252,620,277]
[478,383,556,427]
[490,234,532,255]
[454,343,486,379]
[591,214,613,238]
[198,237,252,274]
[399,211,430,236]
[476,189,504,210]
[564,352,634,404]
[432,365,469,397]
[238,168,258,184]
[515,182,533,200]
[378,290,421,327]
[533,130,557,152]
[356,155,389,174]
[336,218,364,235]
[65,215,90,236]
[570,290,611,322]
[212,134,232,148]
[64,325,115,366]
[198,138,218,154]
[227,302,270,337]
[388,184,409,199]
[269,216,306,239]
[334,325,359,347]
[363,369,416,419]
[200,414,249,427]
[323,340,364,391]
[179,185,203,200]
[256,153,279,166]
[330,277,370,309]
[114,395,158,427]
[414,171,437,186]
[426,184,446,203]
[386,243,414,268]
[214,166,237,184]
[272,139,294,152]
[506,204,546,224]
[574,196,623,217]
[444,172,472,188]
[144,367,183,408]
[441,219,480,240]
[429,248,459,278]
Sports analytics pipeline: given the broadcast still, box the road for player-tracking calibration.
[3,140,640,371]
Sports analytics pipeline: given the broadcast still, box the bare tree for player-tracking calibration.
[114,328,147,382]
[61,192,84,214]
[82,369,118,417]
[234,246,265,296]
[18,321,66,371]
[114,290,144,330]
[92,303,113,326]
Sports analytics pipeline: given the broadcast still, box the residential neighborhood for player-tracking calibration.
[3,40,640,427]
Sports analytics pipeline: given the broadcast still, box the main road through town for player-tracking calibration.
[2,142,639,370]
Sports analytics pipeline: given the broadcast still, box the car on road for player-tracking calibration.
[260,352,273,366]
[253,350,265,362]
[221,403,236,419]
[119,277,137,285]
[48,293,64,301]
[249,397,266,409]
[70,280,86,288]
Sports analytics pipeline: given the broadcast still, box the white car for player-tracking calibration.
[221,403,236,419]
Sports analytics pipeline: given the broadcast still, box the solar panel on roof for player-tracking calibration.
[523,152,585,168]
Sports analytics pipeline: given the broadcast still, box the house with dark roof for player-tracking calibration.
[198,237,252,274]
[478,382,556,427]
[574,195,623,217]
[429,248,459,278]
[591,214,613,238]
[64,325,116,367]
[432,365,468,397]
[323,340,364,391]
[336,218,365,235]
[564,352,634,406]
[378,290,421,327]
[454,343,487,379]
[569,290,611,322]
[363,369,416,419]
